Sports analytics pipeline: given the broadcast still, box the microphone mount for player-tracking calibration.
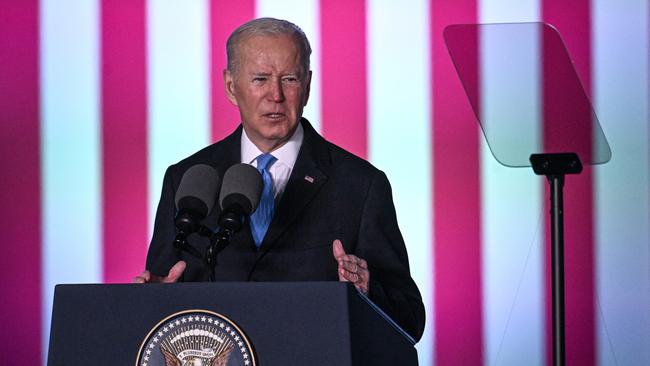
[173,207,248,282]
[205,206,247,281]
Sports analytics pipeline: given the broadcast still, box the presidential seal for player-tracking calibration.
[136,310,256,366]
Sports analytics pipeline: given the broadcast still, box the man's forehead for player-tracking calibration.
[239,34,299,50]
[237,36,302,71]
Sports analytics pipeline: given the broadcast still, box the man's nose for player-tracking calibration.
[268,79,285,102]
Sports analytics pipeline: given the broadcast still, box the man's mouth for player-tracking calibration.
[264,112,285,119]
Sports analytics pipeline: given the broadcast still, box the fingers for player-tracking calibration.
[163,261,187,283]
[333,240,368,271]
[333,239,349,283]
[338,258,367,273]
[133,260,186,284]
[332,239,346,259]
[337,260,368,282]
[133,270,151,284]
[338,266,366,283]
[333,239,370,295]
[339,266,369,295]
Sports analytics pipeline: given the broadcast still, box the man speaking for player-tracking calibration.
[135,17,425,341]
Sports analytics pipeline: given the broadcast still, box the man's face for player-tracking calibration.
[224,35,311,152]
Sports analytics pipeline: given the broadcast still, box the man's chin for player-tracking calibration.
[263,121,298,138]
[244,119,298,146]
[266,126,300,148]
[262,131,291,145]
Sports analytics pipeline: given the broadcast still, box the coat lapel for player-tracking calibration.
[211,127,242,180]
[201,126,243,231]
[258,119,330,250]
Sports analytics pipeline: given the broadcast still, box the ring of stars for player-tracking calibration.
[138,311,254,366]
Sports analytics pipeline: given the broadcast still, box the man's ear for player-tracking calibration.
[223,69,239,106]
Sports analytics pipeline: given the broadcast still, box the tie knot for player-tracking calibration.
[256,153,277,172]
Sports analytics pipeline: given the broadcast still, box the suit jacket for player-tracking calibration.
[146,118,426,340]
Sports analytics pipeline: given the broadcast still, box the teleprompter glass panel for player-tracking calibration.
[444,22,611,167]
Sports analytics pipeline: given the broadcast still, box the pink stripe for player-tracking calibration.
[101,0,149,283]
[210,0,256,141]
[0,1,42,363]
[542,1,596,364]
[320,0,368,159]
[431,1,483,365]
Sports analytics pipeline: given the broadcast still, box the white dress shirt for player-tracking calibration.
[241,123,304,200]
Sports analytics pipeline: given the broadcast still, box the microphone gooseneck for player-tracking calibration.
[204,163,263,281]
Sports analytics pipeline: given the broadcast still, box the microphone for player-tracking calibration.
[174,164,221,235]
[218,163,263,232]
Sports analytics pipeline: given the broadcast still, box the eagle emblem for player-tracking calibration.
[137,310,255,366]
[160,343,233,366]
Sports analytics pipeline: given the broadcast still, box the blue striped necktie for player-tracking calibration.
[250,153,277,247]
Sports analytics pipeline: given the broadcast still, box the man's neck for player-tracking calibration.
[241,122,304,166]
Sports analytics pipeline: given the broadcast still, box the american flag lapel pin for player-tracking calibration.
[304,175,314,183]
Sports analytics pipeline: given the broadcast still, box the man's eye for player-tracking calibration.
[252,77,267,83]
[282,77,299,83]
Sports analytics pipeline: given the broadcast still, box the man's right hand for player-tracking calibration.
[133,261,186,283]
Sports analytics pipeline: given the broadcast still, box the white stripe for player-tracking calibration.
[594,1,650,364]
[147,0,211,235]
[367,1,432,364]
[480,150,544,366]
[479,4,544,366]
[40,0,101,363]
[479,0,539,24]
[255,0,322,133]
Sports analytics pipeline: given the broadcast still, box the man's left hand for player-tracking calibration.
[333,239,369,295]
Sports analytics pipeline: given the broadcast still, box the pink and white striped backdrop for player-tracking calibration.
[1,1,648,365]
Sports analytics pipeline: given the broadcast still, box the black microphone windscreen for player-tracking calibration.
[174,164,221,218]
[219,163,263,215]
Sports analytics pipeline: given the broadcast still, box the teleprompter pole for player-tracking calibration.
[549,174,566,366]
[530,152,582,366]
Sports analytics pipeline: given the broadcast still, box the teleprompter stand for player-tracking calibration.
[444,22,611,366]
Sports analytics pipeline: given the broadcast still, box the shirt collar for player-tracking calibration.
[241,122,304,169]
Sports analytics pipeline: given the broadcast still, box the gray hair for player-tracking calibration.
[226,17,312,77]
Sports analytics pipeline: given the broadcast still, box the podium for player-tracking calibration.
[47,282,418,365]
